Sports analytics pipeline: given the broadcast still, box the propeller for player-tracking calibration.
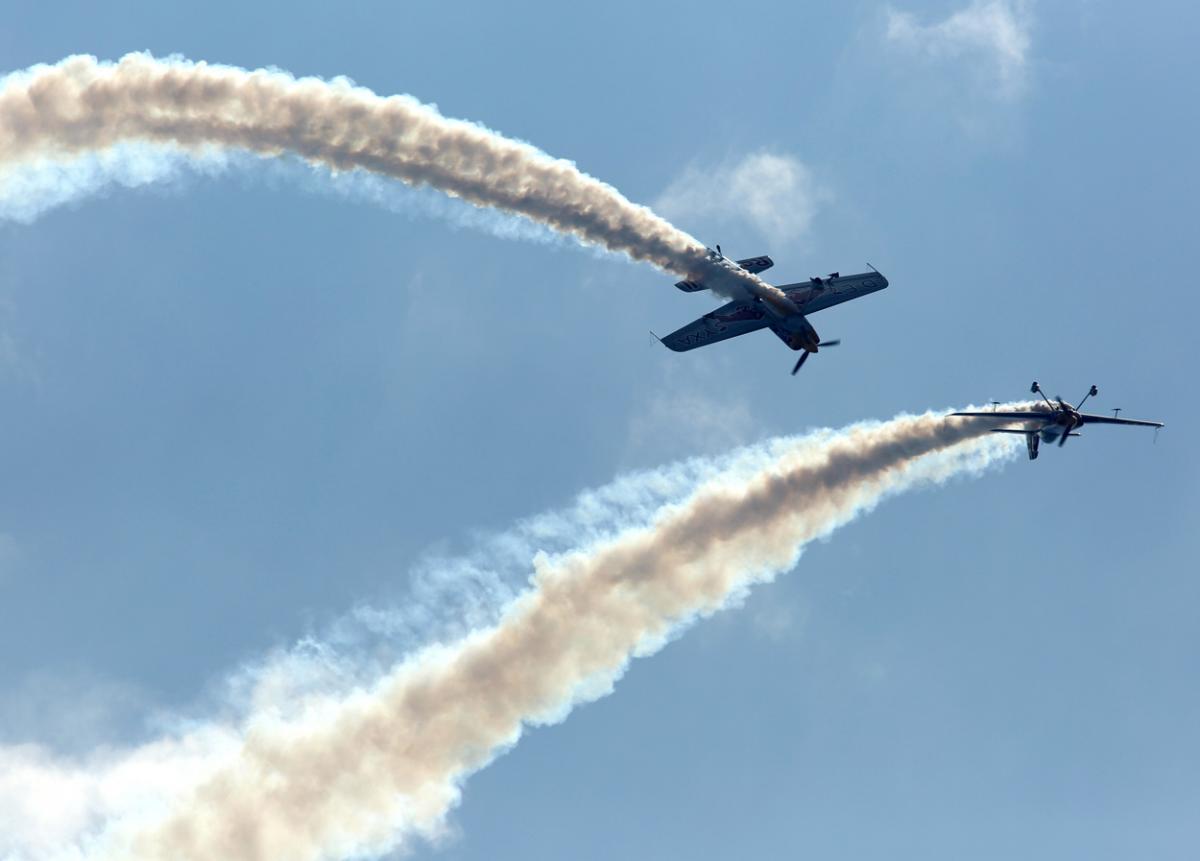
[1058,414,1080,447]
[790,340,841,375]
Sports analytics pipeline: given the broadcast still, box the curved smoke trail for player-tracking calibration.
[0,409,1025,861]
[0,53,770,298]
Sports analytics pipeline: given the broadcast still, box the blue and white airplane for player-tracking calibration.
[655,247,889,374]
[952,382,1164,460]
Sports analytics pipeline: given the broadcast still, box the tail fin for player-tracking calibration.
[991,428,1040,460]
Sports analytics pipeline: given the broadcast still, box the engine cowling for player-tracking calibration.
[767,314,820,352]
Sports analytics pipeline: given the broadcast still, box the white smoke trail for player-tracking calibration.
[0,142,560,246]
[0,53,771,298]
[0,409,1025,861]
[0,141,225,224]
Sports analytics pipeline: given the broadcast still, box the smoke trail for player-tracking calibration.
[0,53,771,299]
[0,409,1025,861]
[0,142,560,245]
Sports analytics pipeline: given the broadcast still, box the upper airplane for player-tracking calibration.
[951,382,1164,460]
[655,247,889,375]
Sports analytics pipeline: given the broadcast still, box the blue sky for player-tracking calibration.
[1,1,1197,858]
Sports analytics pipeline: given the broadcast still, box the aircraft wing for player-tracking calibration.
[950,411,1054,423]
[1078,413,1164,428]
[658,300,769,352]
[781,271,889,315]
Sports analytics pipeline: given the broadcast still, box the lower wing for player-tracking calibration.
[1078,414,1164,428]
[658,301,769,352]
[950,411,1053,422]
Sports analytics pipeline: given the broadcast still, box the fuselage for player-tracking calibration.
[1036,405,1081,441]
[701,258,802,316]
[769,272,889,351]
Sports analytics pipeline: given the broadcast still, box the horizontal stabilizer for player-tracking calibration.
[736,255,774,274]
[675,255,774,292]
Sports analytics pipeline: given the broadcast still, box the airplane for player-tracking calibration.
[654,247,889,374]
[950,382,1164,460]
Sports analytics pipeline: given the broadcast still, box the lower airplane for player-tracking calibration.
[654,247,888,375]
[951,382,1164,460]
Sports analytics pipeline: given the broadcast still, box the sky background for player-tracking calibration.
[1,1,1197,858]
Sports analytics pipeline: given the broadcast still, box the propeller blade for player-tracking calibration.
[791,352,810,375]
[1058,429,1070,447]
[818,339,841,348]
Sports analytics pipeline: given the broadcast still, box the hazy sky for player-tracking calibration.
[1,1,1197,859]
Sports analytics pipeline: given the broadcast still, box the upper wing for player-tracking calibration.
[950,411,1053,422]
[781,271,889,315]
[658,300,769,352]
[1078,413,1164,428]
[735,255,774,275]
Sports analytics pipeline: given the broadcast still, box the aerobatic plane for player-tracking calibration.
[951,382,1164,460]
[654,247,889,375]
